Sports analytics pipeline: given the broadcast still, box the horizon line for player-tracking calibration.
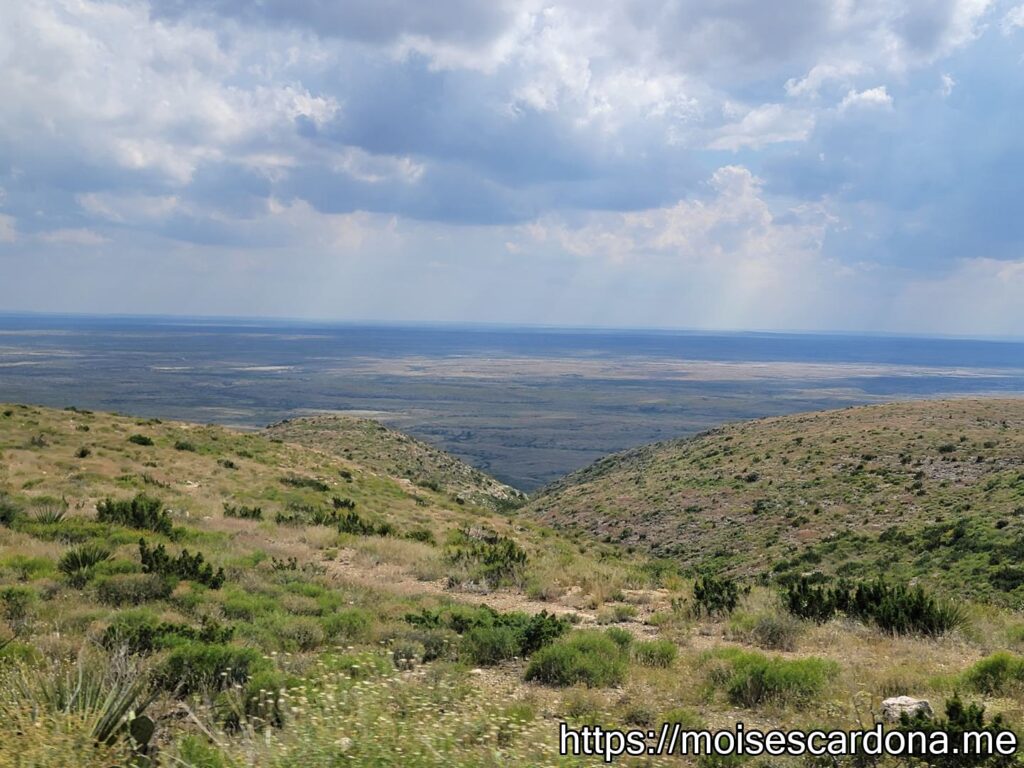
[1,308,1023,344]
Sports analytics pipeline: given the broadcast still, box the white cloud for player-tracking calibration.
[939,73,956,97]
[785,62,866,98]
[77,193,182,224]
[0,0,1020,335]
[503,165,857,329]
[330,148,426,185]
[709,103,815,151]
[0,0,339,186]
[37,228,109,246]
[839,86,894,111]
[1002,4,1024,32]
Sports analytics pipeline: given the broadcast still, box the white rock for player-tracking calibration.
[881,696,933,722]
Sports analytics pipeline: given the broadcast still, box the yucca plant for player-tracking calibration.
[32,501,68,524]
[58,543,112,588]
[6,650,157,753]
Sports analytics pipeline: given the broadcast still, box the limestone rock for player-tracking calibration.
[881,696,933,722]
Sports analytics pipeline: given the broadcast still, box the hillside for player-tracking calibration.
[0,401,674,766]
[528,398,1024,602]
[3,400,1024,767]
[264,414,524,511]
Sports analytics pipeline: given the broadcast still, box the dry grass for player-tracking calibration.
[3,401,1024,766]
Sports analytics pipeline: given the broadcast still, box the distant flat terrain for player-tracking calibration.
[2,314,1024,490]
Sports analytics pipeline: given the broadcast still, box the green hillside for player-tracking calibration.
[2,400,1024,768]
[528,398,1024,603]
[264,413,524,511]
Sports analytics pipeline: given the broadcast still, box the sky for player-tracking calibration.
[1,0,1023,336]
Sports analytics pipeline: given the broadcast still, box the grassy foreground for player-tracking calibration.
[1,401,1023,766]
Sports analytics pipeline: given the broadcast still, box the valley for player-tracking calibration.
[1,399,1024,766]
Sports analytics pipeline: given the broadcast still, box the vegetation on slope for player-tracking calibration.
[528,399,1024,603]
[1,401,1023,767]
[264,413,526,511]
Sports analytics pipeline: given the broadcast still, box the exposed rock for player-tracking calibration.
[881,696,933,722]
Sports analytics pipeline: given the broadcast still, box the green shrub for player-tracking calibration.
[524,631,627,687]
[402,628,457,662]
[336,509,393,536]
[634,639,677,668]
[221,590,269,621]
[154,642,270,696]
[280,474,330,492]
[96,494,173,535]
[0,640,43,665]
[176,735,232,767]
[597,604,638,624]
[279,617,326,651]
[321,608,373,642]
[405,528,435,544]
[520,611,572,655]
[406,603,487,634]
[445,527,527,588]
[274,505,392,536]
[751,613,804,651]
[57,544,112,587]
[963,652,1024,695]
[1,554,55,580]
[128,434,154,446]
[15,517,138,545]
[96,573,174,606]
[405,605,569,660]
[0,494,21,526]
[693,575,741,616]
[783,576,966,636]
[604,626,633,651]
[223,503,263,521]
[462,625,520,666]
[0,585,36,624]
[174,440,196,452]
[392,640,425,670]
[661,707,706,729]
[139,539,225,589]
[102,611,233,654]
[706,648,836,708]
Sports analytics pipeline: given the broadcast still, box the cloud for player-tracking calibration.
[0,0,1022,335]
[37,228,109,246]
[839,86,894,111]
[493,165,859,329]
[891,258,1024,335]
[1003,4,1024,31]
[785,62,867,99]
[709,104,815,151]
